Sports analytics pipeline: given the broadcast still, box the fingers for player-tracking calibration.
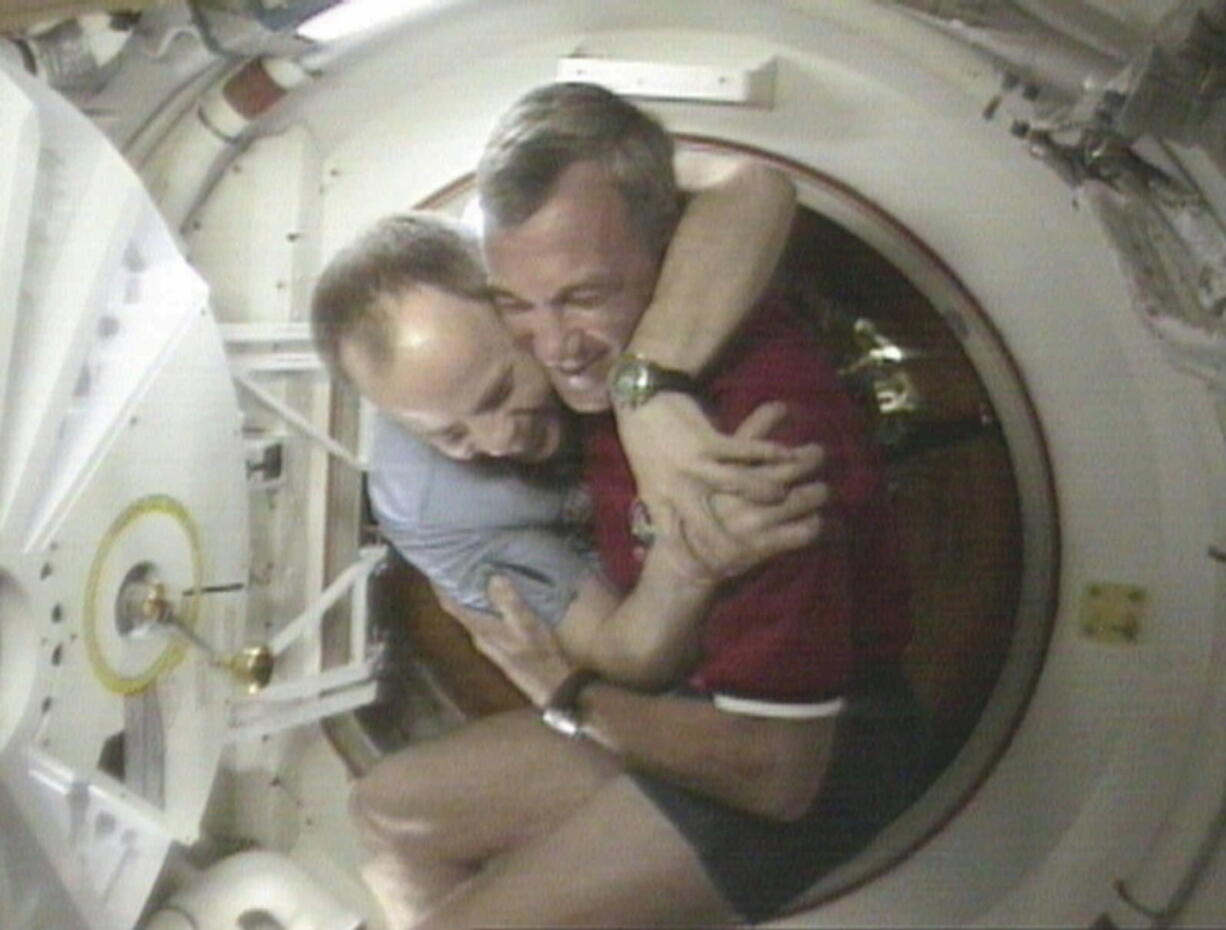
[683,460,784,503]
[751,511,825,559]
[451,604,500,649]
[652,501,708,579]
[739,443,824,487]
[692,446,825,504]
[713,479,827,533]
[755,479,829,526]
[486,575,538,638]
[774,477,830,520]
[716,401,820,465]
[487,574,522,615]
[669,495,748,581]
[706,434,793,465]
[733,400,789,441]
[652,498,732,584]
[776,442,825,479]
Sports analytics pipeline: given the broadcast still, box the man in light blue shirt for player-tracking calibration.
[368,410,594,628]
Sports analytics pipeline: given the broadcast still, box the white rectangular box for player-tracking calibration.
[557,55,776,106]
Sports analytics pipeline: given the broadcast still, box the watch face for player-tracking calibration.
[611,357,651,407]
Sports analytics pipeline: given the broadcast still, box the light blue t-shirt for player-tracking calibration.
[367,413,596,627]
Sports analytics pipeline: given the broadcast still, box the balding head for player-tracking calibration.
[312,214,564,462]
[311,212,490,379]
[340,282,505,426]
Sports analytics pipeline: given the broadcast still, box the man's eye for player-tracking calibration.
[565,289,607,308]
[491,293,531,314]
[487,376,513,411]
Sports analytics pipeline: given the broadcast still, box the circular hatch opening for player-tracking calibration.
[345,141,1059,907]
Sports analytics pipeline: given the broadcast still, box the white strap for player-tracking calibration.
[712,693,846,720]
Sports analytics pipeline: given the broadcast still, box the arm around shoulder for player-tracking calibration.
[628,156,796,374]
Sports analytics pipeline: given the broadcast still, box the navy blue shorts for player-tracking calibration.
[630,665,930,922]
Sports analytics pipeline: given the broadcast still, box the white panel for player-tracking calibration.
[0,109,144,549]
[184,126,322,324]
[40,308,246,840]
[23,204,210,552]
[182,125,332,659]
[0,77,38,444]
[0,780,92,930]
[0,58,249,930]
[5,749,172,930]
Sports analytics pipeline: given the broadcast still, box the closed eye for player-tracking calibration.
[430,424,467,447]
[560,284,613,308]
[472,366,514,415]
[489,289,532,314]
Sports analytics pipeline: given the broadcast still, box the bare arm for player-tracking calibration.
[440,555,710,697]
[437,402,825,691]
[629,152,796,374]
[615,157,829,573]
[448,578,836,821]
[552,548,714,691]
[458,483,824,697]
[552,397,829,687]
[579,682,837,821]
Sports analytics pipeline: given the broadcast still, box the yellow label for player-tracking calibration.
[1079,581,1147,644]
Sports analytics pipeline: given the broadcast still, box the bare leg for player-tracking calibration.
[413,775,737,929]
[349,709,621,926]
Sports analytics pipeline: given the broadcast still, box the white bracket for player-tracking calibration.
[269,544,386,657]
[232,368,367,472]
[226,656,381,742]
[557,55,776,106]
[221,322,323,374]
[224,545,387,741]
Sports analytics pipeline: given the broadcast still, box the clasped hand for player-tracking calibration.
[616,393,828,583]
[437,577,572,709]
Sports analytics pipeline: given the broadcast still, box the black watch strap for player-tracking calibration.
[607,353,701,411]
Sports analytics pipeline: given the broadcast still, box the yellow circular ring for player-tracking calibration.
[82,495,203,695]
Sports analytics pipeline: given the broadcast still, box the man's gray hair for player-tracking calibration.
[310,212,488,380]
[476,82,681,258]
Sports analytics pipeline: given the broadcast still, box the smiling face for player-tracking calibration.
[340,284,564,462]
[483,160,661,413]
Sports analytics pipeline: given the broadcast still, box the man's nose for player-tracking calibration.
[531,308,573,367]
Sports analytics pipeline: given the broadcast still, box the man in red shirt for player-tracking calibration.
[470,81,925,921]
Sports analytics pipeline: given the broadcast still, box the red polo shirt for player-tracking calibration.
[583,302,911,702]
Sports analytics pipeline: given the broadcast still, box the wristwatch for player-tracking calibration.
[541,668,600,738]
[607,352,700,411]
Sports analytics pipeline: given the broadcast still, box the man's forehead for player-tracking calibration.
[486,234,607,292]
[484,164,644,269]
[485,221,644,302]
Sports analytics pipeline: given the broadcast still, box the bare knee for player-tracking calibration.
[348,751,484,864]
[347,753,434,852]
[348,773,394,852]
